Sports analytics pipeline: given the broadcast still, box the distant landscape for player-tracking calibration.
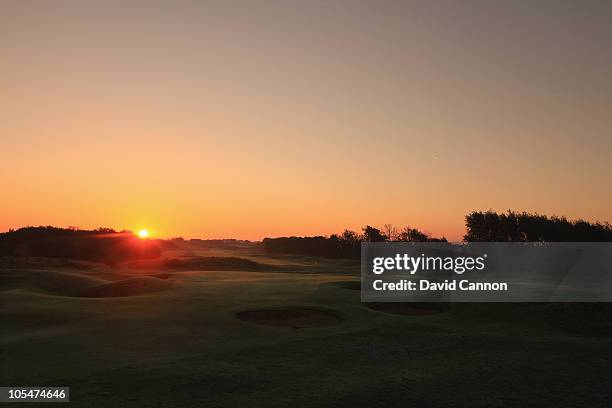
[4,1,612,405]
[3,210,610,263]
[2,211,612,406]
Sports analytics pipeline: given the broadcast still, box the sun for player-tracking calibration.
[137,229,149,238]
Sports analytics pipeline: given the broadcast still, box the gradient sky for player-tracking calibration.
[2,0,611,241]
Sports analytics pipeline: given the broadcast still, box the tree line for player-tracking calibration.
[0,226,165,263]
[464,210,612,242]
[264,211,612,258]
[2,210,611,262]
[262,225,446,259]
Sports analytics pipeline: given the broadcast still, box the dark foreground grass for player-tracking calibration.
[1,255,612,407]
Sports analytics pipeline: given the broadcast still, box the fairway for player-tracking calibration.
[2,248,612,407]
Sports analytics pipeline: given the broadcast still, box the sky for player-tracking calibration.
[1,0,611,241]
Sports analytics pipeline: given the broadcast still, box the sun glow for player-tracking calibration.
[138,229,149,238]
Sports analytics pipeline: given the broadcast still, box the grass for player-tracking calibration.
[1,249,611,407]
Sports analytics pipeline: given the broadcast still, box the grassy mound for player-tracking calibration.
[0,270,109,296]
[366,302,448,316]
[127,256,273,272]
[236,308,341,328]
[327,280,361,290]
[78,276,173,298]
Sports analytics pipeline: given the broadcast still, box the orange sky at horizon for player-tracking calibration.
[2,1,611,241]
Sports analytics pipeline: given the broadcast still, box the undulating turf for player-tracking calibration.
[2,249,611,407]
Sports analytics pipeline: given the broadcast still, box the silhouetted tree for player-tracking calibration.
[362,225,387,242]
[397,227,429,242]
[383,224,398,241]
[464,210,612,242]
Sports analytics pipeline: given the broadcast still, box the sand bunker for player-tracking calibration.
[236,308,340,328]
[78,276,172,298]
[366,302,448,316]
